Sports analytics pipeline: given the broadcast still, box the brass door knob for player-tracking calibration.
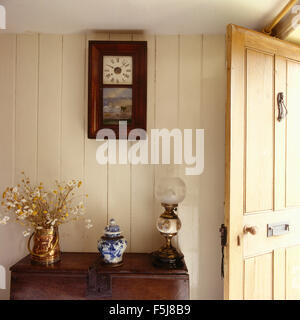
[243,225,258,235]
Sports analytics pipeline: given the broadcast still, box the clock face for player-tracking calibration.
[103,56,133,85]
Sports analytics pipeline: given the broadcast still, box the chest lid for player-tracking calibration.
[10,252,188,275]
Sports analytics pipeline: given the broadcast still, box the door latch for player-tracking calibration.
[219,224,227,278]
[277,92,288,122]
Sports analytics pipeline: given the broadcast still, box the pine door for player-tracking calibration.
[225,24,300,300]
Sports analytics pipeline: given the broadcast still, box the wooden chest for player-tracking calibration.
[10,252,189,300]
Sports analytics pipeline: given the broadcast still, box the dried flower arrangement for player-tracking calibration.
[0,172,93,236]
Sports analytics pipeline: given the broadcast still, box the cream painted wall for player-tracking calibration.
[0,32,226,300]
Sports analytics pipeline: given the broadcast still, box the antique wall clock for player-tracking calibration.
[88,41,147,139]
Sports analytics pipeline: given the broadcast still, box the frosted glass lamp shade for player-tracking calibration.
[155,177,186,205]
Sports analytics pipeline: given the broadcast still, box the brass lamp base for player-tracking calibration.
[152,234,184,269]
[152,249,184,269]
[153,203,184,269]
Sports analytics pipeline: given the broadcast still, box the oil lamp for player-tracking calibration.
[152,177,186,268]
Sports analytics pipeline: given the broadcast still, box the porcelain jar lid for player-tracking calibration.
[103,218,122,238]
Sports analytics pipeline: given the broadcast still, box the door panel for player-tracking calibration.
[273,248,286,300]
[245,49,274,213]
[225,24,300,300]
[286,245,300,299]
[244,246,300,300]
[286,61,300,207]
[244,253,273,300]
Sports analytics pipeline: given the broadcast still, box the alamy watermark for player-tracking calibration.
[95,121,204,176]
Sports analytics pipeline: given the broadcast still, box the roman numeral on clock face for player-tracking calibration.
[103,56,133,84]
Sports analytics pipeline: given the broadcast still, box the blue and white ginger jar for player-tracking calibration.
[97,218,127,265]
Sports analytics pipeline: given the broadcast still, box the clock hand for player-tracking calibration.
[107,65,114,69]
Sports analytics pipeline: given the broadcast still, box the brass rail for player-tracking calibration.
[262,0,298,34]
